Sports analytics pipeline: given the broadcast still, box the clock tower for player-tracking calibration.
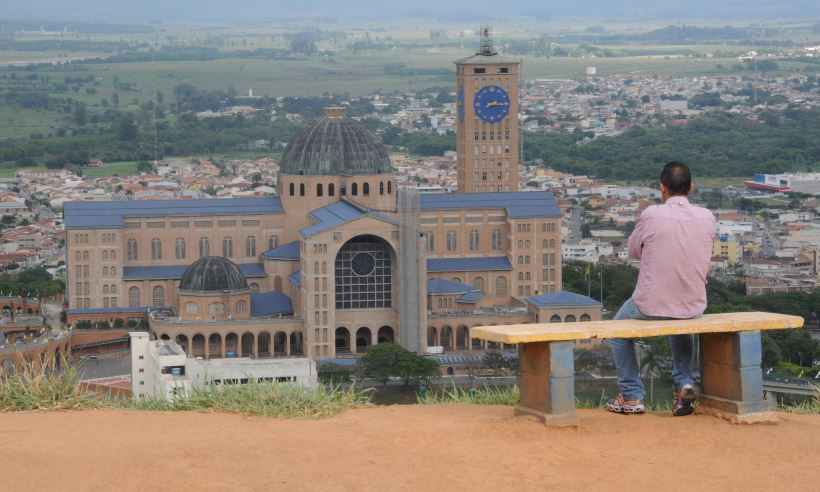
[455,26,521,193]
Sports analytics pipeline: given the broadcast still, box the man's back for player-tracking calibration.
[628,196,716,318]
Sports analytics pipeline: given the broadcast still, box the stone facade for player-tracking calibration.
[64,50,602,362]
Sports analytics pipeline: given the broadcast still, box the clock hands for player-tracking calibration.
[486,101,509,108]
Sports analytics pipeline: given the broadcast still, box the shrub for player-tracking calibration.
[123,382,371,418]
[318,363,353,385]
[418,384,519,406]
[0,356,96,411]
[358,343,439,386]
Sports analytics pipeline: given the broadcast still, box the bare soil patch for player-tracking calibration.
[2,406,819,491]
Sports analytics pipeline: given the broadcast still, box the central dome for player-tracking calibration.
[179,257,248,292]
[279,107,393,176]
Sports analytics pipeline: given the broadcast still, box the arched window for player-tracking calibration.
[274,276,283,292]
[152,286,165,307]
[223,237,233,257]
[340,184,346,196]
[127,239,138,261]
[379,181,384,195]
[103,285,109,295]
[473,277,484,292]
[102,250,109,261]
[103,266,109,277]
[151,239,162,260]
[328,183,335,196]
[426,232,435,252]
[268,235,278,250]
[317,183,323,197]
[492,229,502,250]
[246,236,256,257]
[495,276,508,296]
[249,283,260,292]
[446,231,457,252]
[387,181,392,194]
[321,261,327,274]
[469,229,479,251]
[289,182,295,196]
[351,182,358,196]
[199,237,210,257]
[550,314,562,323]
[580,314,591,322]
[335,235,393,309]
[363,182,370,195]
[565,315,577,323]
[236,300,247,313]
[299,183,305,196]
[175,238,186,260]
[128,287,140,307]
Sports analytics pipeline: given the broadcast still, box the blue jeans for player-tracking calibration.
[606,298,694,401]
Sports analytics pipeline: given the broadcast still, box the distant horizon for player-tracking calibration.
[3,0,820,25]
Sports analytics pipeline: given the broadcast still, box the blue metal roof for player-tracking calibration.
[263,241,300,261]
[427,256,512,273]
[300,201,365,238]
[526,291,602,308]
[64,197,284,230]
[427,278,472,295]
[457,290,484,304]
[419,191,560,219]
[122,262,266,281]
[250,291,293,317]
[66,307,147,315]
[288,270,302,288]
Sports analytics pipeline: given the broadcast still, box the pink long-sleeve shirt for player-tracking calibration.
[628,195,716,318]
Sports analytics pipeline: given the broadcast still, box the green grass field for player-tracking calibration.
[82,161,138,177]
[0,165,48,178]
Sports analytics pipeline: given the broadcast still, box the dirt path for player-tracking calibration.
[2,406,819,491]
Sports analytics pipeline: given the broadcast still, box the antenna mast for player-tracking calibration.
[479,25,497,56]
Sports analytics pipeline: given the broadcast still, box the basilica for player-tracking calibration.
[64,41,601,361]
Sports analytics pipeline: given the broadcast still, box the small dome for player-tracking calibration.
[179,257,248,292]
[279,107,393,176]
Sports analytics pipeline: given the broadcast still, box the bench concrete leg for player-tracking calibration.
[699,331,777,424]
[515,341,577,427]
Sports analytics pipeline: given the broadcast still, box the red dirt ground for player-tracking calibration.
[2,406,819,491]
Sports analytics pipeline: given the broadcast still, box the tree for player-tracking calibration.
[290,32,318,56]
[117,117,138,142]
[73,103,87,126]
[358,343,439,386]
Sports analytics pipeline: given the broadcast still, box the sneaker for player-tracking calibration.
[605,394,645,414]
[672,384,697,417]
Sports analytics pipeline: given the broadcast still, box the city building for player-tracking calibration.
[455,26,521,193]
[129,332,317,400]
[64,40,601,362]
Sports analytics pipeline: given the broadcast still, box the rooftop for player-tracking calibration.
[64,197,283,230]
[280,110,394,177]
[122,263,265,281]
[427,256,512,273]
[419,192,560,219]
[526,291,603,309]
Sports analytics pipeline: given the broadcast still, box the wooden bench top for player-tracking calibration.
[470,312,804,344]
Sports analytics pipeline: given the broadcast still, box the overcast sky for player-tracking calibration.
[3,0,819,23]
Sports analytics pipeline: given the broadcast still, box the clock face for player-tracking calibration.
[473,85,510,123]
[457,86,465,122]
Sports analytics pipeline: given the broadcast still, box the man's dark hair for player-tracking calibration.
[660,161,691,196]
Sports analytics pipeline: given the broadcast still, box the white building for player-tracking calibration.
[129,333,318,401]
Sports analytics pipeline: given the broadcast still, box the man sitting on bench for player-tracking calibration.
[606,162,716,416]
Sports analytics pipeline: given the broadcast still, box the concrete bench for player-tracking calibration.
[471,312,804,426]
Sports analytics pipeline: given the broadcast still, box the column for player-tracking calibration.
[516,341,577,427]
[286,333,290,356]
[699,331,775,423]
